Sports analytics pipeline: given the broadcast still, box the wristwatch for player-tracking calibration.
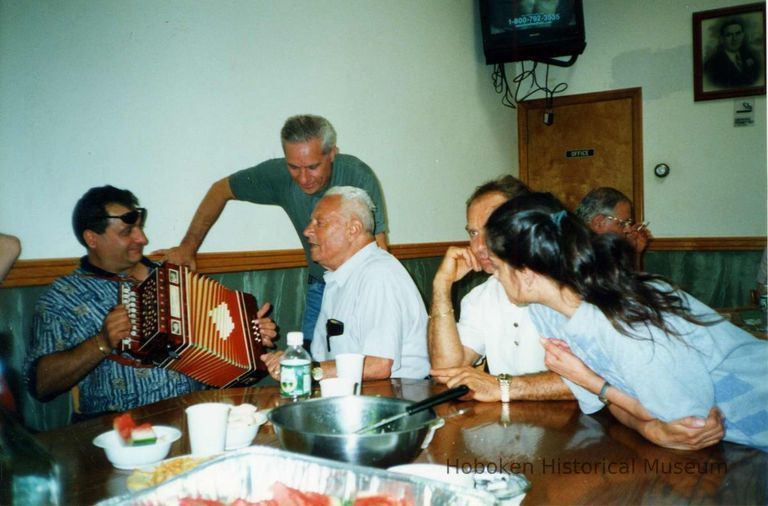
[497,374,511,403]
[311,361,324,381]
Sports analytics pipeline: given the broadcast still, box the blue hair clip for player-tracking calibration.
[552,210,567,227]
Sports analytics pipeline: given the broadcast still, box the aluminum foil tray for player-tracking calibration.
[99,446,498,505]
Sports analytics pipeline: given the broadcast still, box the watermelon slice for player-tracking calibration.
[131,422,157,446]
[272,482,340,506]
[113,413,156,446]
[114,413,135,444]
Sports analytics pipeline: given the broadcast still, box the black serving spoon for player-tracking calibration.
[353,385,470,434]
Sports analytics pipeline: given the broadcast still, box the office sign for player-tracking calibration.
[566,149,594,158]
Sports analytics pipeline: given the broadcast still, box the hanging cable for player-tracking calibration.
[489,60,569,124]
[491,63,517,109]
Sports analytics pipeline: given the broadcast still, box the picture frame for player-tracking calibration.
[693,2,766,102]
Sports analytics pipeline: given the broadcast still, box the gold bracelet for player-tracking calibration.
[93,335,110,356]
[428,308,454,319]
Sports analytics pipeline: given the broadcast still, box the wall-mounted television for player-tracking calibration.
[479,0,586,65]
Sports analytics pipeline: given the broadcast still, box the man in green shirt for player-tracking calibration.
[158,115,388,348]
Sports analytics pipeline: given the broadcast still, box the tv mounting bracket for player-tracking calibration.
[533,54,580,67]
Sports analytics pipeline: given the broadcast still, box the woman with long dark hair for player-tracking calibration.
[484,192,767,450]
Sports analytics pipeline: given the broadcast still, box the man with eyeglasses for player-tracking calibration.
[575,187,652,254]
[429,175,574,403]
[25,185,276,421]
[157,115,388,350]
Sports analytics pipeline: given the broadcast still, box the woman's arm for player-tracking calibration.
[609,404,724,450]
[566,301,714,421]
[541,337,653,420]
[541,337,724,450]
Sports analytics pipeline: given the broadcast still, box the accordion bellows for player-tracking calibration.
[119,263,268,387]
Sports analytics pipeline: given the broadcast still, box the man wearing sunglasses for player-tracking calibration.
[575,187,652,255]
[25,185,276,421]
[156,115,388,350]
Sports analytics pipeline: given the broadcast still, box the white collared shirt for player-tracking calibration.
[457,276,545,376]
[310,242,430,379]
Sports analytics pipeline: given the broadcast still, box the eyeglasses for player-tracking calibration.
[603,214,633,228]
[96,208,147,226]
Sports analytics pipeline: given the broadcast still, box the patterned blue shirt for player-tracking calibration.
[25,259,203,415]
[528,289,768,450]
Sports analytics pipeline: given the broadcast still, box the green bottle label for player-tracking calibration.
[280,359,310,398]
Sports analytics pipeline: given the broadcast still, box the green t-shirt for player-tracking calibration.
[228,154,388,280]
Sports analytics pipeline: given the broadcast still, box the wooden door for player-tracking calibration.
[517,87,644,220]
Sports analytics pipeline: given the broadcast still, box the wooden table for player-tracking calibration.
[35,379,767,505]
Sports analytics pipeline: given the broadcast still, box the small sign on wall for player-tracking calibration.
[566,149,594,158]
[734,98,755,126]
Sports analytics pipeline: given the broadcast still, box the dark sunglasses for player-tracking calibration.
[97,207,147,226]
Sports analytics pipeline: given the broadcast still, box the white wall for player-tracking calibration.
[0,0,765,261]
[522,0,766,237]
[0,0,515,259]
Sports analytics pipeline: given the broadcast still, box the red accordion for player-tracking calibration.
[118,263,268,387]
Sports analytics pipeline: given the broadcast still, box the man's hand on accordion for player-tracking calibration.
[152,245,197,271]
[102,304,133,351]
[253,302,278,348]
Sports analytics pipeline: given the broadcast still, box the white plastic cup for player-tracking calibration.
[319,377,356,397]
[185,402,231,456]
[335,353,365,395]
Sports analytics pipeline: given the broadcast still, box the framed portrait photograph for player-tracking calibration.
[693,2,766,102]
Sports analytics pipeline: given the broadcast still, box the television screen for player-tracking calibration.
[480,0,586,64]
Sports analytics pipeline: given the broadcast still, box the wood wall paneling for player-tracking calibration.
[0,242,465,288]
[649,237,766,251]
[2,238,764,288]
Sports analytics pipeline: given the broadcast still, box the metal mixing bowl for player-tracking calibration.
[268,395,438,468]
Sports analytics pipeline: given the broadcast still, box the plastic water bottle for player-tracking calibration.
[280,331,311,400]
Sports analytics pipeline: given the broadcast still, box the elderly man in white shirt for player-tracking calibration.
[262,186,429,381]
